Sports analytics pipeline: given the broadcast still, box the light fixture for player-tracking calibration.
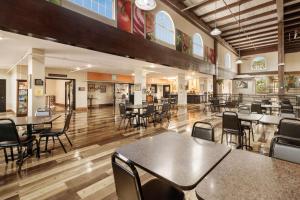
[0,36,3,40]
[236,59,243,64]
[86,64,92,68]
[76,67,81,71]
[132,73,135,76]
[135,0,156,11]
[210,1,221,36]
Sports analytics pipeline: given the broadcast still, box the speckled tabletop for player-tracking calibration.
[117,131,231,190]
[196,150,300,200]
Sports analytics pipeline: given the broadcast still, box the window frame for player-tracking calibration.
[225,53,232,69]
[154,11,176,47]
[192,33,204,58]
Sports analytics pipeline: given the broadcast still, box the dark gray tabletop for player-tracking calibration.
[9,114,61,126]
[126,103,163,109]
[215,113,263,121]
[261,104,281,108]
[195,150,300,200]
[116,132,231,190]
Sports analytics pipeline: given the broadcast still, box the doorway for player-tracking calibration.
[163,85,170,98]
[0,79,6,112]
[45,78,76,111]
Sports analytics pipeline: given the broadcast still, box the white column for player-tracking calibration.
[28,48,45,116]
[134,70,146,105]
[177,73,187,106]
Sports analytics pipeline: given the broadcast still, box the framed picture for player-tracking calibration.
[251,56,267,71]
[135,84,141,91]
[235,80,248,89]
[133,4,145,37]
[34,79,44,86]
[78,87,85,91]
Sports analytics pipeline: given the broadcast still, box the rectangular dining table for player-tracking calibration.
[215,112,263,122]
[195,150,300,200]
[116,131,231,190]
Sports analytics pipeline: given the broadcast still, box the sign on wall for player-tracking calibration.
[235,80,248,89]
[251,56,266,71]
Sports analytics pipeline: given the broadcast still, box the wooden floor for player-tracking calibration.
[0,105,277,200]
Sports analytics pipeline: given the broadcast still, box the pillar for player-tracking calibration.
[134,69,146,105]
[177,73,187,106]
[277,0,285,95]
[28,48,45,116]
[213,39,218,97]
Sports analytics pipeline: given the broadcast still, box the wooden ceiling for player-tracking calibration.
[164,0,300,55]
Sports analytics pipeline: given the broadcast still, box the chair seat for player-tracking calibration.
[0,135,36,147]
[142,179,184,200]
[40,128,63,136]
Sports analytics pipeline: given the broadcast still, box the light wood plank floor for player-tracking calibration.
[0,105,277,200]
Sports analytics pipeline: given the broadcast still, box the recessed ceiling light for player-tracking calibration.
[150,64,155,68]
[132,73,135,76]
[0,36,3,40]
[76,67,81,71]
[86,64,92,68]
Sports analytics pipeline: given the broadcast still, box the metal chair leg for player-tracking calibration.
[45,136,49,151]
[57,136,67,153]
[10,147,14,161]
[64,133,73,146]
[3,148,8,164]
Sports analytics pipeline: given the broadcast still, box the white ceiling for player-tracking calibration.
[0,30,211,79]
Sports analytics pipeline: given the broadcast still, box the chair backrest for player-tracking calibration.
[262,99,271,105]
[281,99,291,105]
[251,103,262,114]
[222,111,241,133]
[238,105,251,114]
[145,104,155,115]
[211,99,220,106]
[269,135,300,164]
[192,121,214,142]
[112,153,143,200]
[278,118,300,139]
[162,103,170,113]
[119,103,126,115]
[63,112,72,132]
[0,119,20,146]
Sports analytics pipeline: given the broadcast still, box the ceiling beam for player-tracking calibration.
[221,17,277,34]
[235,40,278,49]
[218,10,277,29]
[223,26,278,38]
[225,29,278,41]
[240,45,278,56]
[231,37,278,46]
[198,0,253,18]
[207,1,276,24]
[239,43,278,50]
[181,0,217,12]
[227,33,278,44]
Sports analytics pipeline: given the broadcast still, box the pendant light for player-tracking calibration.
[135,0,156,11]
[210,1,222,36]
[236,3,243,64]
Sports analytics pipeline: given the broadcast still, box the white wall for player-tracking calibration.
[285,52,300,72]
[45,68,88,109]
[88,82,114,105]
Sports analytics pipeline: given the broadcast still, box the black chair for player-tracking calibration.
[261,99,271,113]
[39,112,73,153]
[281,99,291,105]
[119,103,136,130]
[269,135,300,164]
[210,99,221,112]
[238,105,254,142]
[139,104,156,128]
[276,118,300,142]
[112,152,184,200]
[281,103,294,114]
[0,118,40,171]
[251,103,263,114]
[155,103,171,123]
[191,121,214,142]
[221,112,246,149]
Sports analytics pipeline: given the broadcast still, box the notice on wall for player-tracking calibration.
[34,86,44,96]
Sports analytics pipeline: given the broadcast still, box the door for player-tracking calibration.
[163,85,170,98]
[0,79,6,112]
[65,80,75,110]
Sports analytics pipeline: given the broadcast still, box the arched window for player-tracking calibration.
[155,11,175,46]
[225,53,231,69]
[69,0,115,20]
[193,33,204,57]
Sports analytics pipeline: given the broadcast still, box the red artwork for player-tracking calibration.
[117,0,132,33]
[133,5,145,37]
[146,12,155,40]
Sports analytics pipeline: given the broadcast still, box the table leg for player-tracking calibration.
[26,124,33,155]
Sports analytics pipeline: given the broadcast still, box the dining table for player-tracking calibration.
[215,112,263,122]
[195,150,300,200]
[261,104,281,115]
[116,131,231,190]
[9,114,61,154]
